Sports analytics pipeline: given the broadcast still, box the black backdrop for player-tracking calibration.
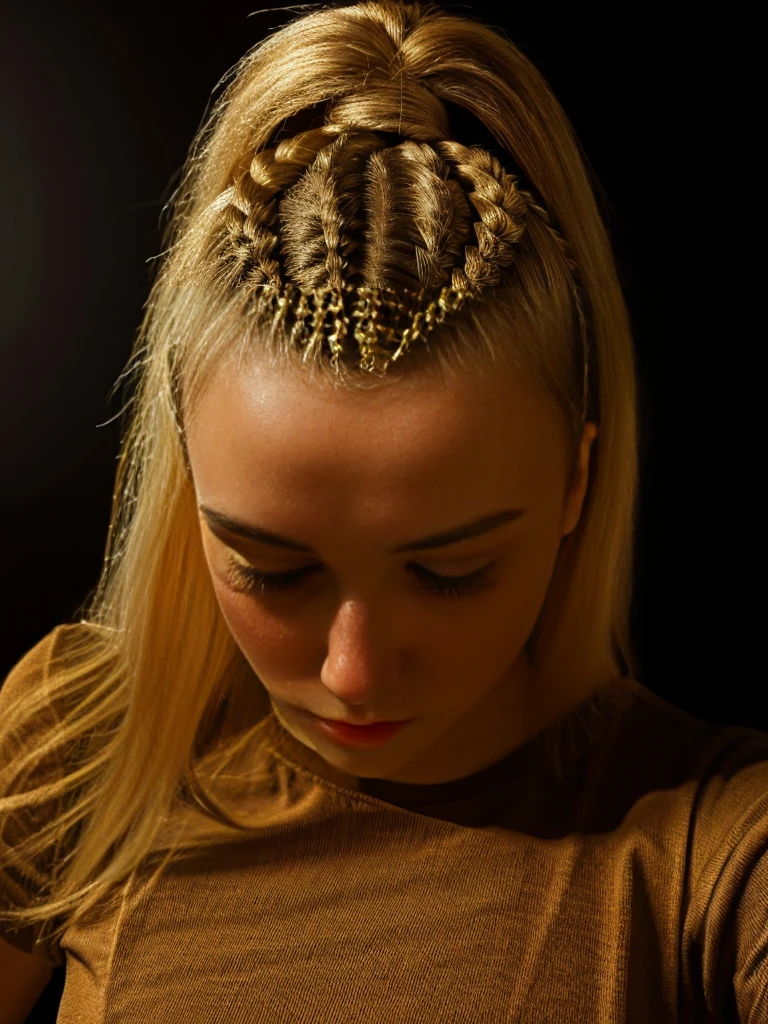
[0,3,757,1019]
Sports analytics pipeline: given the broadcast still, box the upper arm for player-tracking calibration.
[0,934,54,1024]
[0,627,67,1021]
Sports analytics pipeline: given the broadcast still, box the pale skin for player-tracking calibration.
[186,354,598,785]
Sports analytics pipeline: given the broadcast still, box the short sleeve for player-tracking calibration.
[683,729,768,1021]
[0,625,79,967]
[732,846,768,1022]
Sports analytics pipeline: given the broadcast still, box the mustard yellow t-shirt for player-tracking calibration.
[1,624,766,1022]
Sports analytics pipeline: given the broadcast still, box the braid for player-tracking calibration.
[361,148,400,289]
[437,140,579,280]
[280,130,387,291]
[397,140,470,289]
[208,126,346,290]
[434,140,589,427]
[434,141,529,291]
[202,122,586,392]
[212,121,575,300]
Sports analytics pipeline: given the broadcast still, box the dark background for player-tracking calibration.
[0,2,756,1019]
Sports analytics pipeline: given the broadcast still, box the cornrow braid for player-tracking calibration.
[436,139,589,427]
[205,125,348,291]
[204,125,589,419]
[397,140,470,289]
[280,129,388,291]
[433,140,529,291]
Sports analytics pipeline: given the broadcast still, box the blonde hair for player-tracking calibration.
[1,0,640,953]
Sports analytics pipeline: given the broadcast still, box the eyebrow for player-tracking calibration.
[199,504,526,555]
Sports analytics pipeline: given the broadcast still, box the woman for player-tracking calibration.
[1,2,765,1021]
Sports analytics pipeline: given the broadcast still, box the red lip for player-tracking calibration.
[324,718,404,727]
[308,713,412,748]
[295,706,407,727]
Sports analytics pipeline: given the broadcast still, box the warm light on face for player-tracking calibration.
[187,357,593,784]
[198,503,528,554]
[200,501,528,604]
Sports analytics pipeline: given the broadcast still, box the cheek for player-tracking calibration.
[212,582,312,679]
[447,539,562,668]
[438,586,537,683]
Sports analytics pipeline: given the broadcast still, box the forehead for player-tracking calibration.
[186,357,565,511]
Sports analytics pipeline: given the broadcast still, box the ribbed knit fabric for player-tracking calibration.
[2,625,766,1023]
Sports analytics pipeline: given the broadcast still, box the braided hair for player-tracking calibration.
[184,120,587,392]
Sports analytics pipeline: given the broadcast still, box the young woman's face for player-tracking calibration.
[186,354,596,784]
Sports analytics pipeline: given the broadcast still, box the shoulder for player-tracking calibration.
[0,626,94,969]
[684,722,768,1017]
[607,677,768,860]
[1,622,105,714]
[0,622,109,774]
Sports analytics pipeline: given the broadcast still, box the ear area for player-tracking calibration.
[561,422,599,539]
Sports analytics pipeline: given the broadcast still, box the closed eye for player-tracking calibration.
[223,555,497,600]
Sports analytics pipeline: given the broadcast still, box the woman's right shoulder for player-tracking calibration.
[0,622,106,723]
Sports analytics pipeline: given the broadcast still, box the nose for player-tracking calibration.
[319,595,402,708]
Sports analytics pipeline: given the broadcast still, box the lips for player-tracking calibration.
[298,707,405,727]
[324,718,403,727]
[312,715,411,748]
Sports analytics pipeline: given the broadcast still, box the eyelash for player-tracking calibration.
[224,555,496,600]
